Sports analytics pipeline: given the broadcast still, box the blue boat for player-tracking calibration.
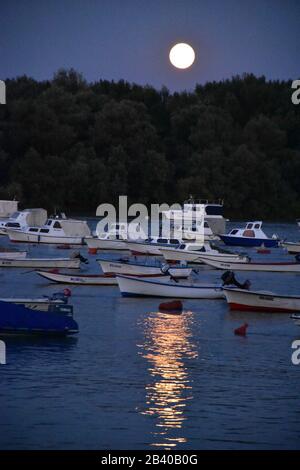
[219,221,280,248]
[0,300,78,336]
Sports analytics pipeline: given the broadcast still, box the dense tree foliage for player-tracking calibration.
[0,69,299,219]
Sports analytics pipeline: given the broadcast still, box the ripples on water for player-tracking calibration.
[0,222,300,449]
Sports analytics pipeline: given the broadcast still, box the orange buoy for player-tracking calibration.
[88,248,97,255]
[159,300,183,312]
[234,323,248,336]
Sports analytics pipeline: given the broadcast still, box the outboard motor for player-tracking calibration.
[71,251,89,264]
[295,254,300,263]
[221,270,251,290]
[160,263,178,283]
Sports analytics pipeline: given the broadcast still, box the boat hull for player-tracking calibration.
[7,229,85,245]
[0,258,80,269]
[85,237,129,251]
[116,275,223,299]
[159,247,248,264]
[36,271,118,285]
[219,235,279,248]
[200,258,300,273]
[224,288,300,313]
[0,300,78,335]
[98,259,192,278]
[281,241,300,254]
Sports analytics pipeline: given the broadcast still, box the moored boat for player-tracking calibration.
[36,270,119,285]
[0,257,81,269]
[116,274,223,299]
[199,257,300,273]
[219,221,280,247]
[0,208,47,235]
[159,243,248,264]
[6,214,91,245]
[98,257,192,278]
[126,237,182,255]
[223,287,300,313]
[0,299,78,335]
[281,241,300,254]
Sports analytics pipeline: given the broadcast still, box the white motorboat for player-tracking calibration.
[199,257,300,273]
[281,241,300,254]
[0,248,27,259]
[116,275,223,299]
[36,271,119,285]
[0,257,80,269]
[0,208,47,235]
[126,237,183,255]
[168,220,216,241]
[6,214,91,245]
[98,257,192,278]
[162,197,226,235]
[85,222,145,251]
[223,287,300,313]
[85,233,129,251]
[159,242,248,264]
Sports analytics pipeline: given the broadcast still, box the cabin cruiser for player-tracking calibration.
[159,242,248,264]
[219,221,280,248]
[0,208,47,235]
[6,214,91,245]
[169,220,217,241]
[85,222,146,251]
[162,197,226,235]
[125,237,183,255]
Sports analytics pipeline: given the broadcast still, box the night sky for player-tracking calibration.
[1,0,299,91]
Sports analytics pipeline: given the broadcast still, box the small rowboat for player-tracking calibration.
[0,257,80,269]
[36,271,172,286]
[116,275,223,299]
[198,257,300,273]
[281,241,300,254]
[159,247,248,264]
[36,270,119,285]
[223,287,300,313]
[98,257,192,278]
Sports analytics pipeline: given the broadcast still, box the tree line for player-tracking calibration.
[0,69,299,220]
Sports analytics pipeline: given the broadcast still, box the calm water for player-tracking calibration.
[0,222,300,450]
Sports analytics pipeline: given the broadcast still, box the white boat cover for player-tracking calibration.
[60,219,91,237]
[0,200,18,218]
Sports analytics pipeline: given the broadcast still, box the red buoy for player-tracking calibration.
[88,248,97,255]
[159,300,183,312]
[234,323,248,336]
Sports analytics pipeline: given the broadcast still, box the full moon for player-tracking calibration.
[169,43,195,69]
